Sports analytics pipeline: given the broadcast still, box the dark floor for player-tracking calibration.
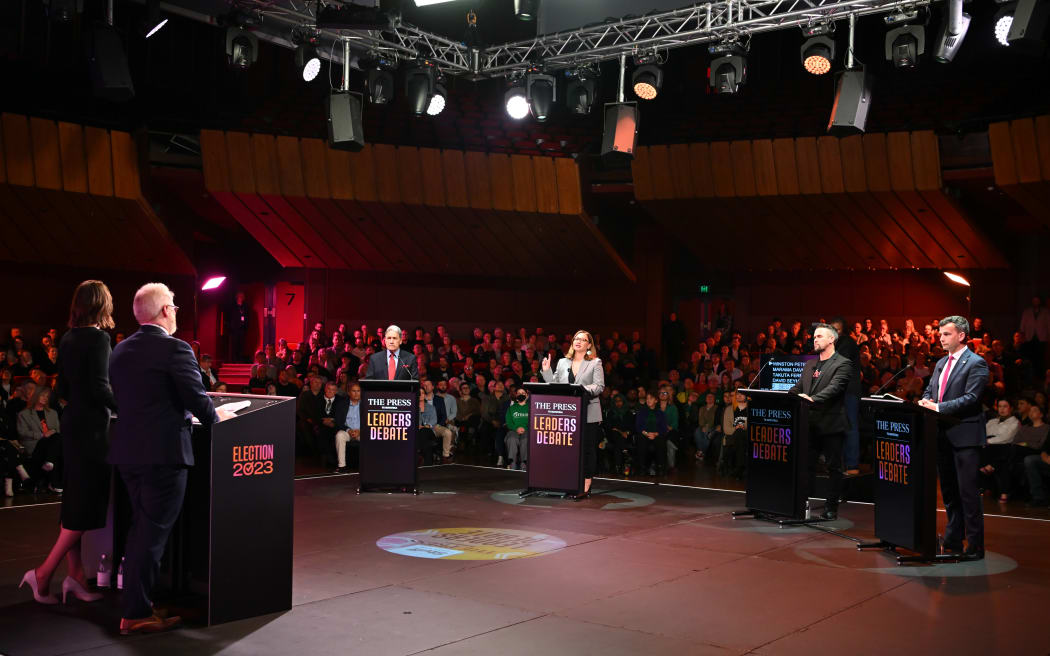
[2,465,1050,655]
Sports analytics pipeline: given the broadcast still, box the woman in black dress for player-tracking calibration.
[20,281,117,605]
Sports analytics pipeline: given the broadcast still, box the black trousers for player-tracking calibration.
[635,434,667,474]
[937,434,983,550]
[581,422,599,478]
[806,430,845,508]
[118,464,188,620]
[417,428,436,466]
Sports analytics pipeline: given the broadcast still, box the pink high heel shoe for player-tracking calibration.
[62,576,104,603]
[19,570,59,605]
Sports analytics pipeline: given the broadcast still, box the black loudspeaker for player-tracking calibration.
[328,92,365,152]
[1008,0,1050,53]
[827,68,872,136]
[86,22,134,102]
[601,102,638,163]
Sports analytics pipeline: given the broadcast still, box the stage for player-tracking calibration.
[1,465,1048,655]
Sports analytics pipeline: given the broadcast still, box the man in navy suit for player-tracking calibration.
[920,315,989,560]
[109,283,234,634]
[364,325,418,380]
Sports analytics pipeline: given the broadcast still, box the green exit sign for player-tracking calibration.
[699,284,710,294]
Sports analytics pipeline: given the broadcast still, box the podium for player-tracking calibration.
[521,382,586,497]
[857,396,955,563]
[733,389,813,522]
[358,379,420,494]
[114,392,296,626]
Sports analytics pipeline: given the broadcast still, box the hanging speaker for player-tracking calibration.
[86,22,135,102]
[827,68,872,136]
[328,92,365,152]
[600,102,639,163]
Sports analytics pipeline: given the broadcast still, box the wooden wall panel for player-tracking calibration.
[729,141,757,197]
[839,135,867,193]
[648,145,675,199]
[110,130,140,199]
[443,149,470,208]
[326,147,354,200]
[1010,119,1042,184]
[751,140,778,197]
[251,134,279,195]
[84,127,115,196]
[1036,115,1050,181]
[632,147,654,200]
[988,121,1018,186]
[418,148,445,206]
[275,136,305,197]
[489,153,515,211]
[688,143,715,197]
[300,138,331,199]
[510,154,537,212]
[816,136,845,194]
[555,157,582,214]
[886,131,915,191]
[3,114,34,187]
[396,147,424,205]
[794,137,822,194]
[29,118,61,190]
[669,144,694,199]
[862,133,891,191]
[0,119,5,183]
[533,155,559,214]
[225,132,256,194]
[710,142,735,198]
[349,145,377,202]
[57,122,87,193]
[463,151,493,210]
[910,130,941,190]
[772,138,800,195]
[372,143,401,203]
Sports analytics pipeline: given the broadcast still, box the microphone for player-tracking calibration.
[872,364,910,397]
[400,362,415,380]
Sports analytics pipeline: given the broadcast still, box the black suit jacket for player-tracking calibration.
[57,327,118,464]
[364,350,418,380]
[317,394,351,431]
[789,352,852,434]
[108,325,219,466]
[922,348,988,448]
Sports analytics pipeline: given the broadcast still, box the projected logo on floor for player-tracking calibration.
[490,488,654,510]
[377,528,567,560]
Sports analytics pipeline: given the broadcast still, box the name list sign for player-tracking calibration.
[745,398,800,516]
[873,410,918,549]
[361,390,418,487]
[527,394,583,493]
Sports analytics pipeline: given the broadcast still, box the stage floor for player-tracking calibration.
[2,465,1049,655]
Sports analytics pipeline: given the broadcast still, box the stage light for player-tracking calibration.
[143,0,167,38]
[933,0,970,63]
[944,272,971,286]
[427,83,447,115]
[885,25,925,68]
[367,68,395,104]
[709,54,747,93]
[201,276,227,291]
[405,64,436,116]
[995,10,1014,46]
[505,85,528,119]
[631,64,662,100]
[526,73,556,121]
[515,0,538,21]
[296,44,321,82]
[226,28,258,71]
[565,74,596,114]
[801,36,835,74]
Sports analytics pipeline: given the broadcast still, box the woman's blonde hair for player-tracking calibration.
[566,330,596,361]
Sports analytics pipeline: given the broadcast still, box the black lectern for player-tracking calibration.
[114,392,296,626]
[358,379,420,494]
[857,396,955,563]
[733,389,813,523]
[521,382,586,497]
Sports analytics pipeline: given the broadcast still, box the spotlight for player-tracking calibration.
[201,276,226,291]
[1007,0,1050,52]
[632,64,663,100]
[367,68,395,104]
[514,0,538,21]
[505,85,528,120]
[404,64,436,116]
[427,83,447,116]
[226,28,258,71]
[933,0,970,62]
[885,25,925,68]
[801,36,835,74]
[143,0,167,38]
[944,271,971,286]
[526,73,556,121]
[995,7,1014,46]
[565,74,596,114]
[295,44,321,82]
[709,54,747,93]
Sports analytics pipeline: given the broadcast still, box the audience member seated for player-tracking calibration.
[16,387,63,492]
[316,381,349,469]
[199,354,218,391]
[634,391,669,477]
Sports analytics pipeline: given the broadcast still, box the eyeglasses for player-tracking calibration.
[166,304,180,313]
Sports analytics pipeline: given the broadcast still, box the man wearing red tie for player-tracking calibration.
[920,316,989,560]
[365,325,418,381]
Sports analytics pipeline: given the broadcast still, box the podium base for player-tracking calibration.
[358,484,419,495]
[519,488,575,499]
[732,509,831,527]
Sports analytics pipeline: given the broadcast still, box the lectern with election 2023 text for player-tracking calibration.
[521,382,586,498]
[733,389,812,523]
[858,396,955,564]
[358,379,421,494]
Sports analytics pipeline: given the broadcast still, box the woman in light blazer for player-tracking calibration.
[541,330,604,499]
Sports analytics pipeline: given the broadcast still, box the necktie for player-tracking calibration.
[388,352,396,380]
[325,398,332,415]
[938,355,954,403]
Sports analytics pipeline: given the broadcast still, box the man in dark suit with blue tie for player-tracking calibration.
[920,315,989,560]
[364,325,418,380]
[109,283,234,634]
